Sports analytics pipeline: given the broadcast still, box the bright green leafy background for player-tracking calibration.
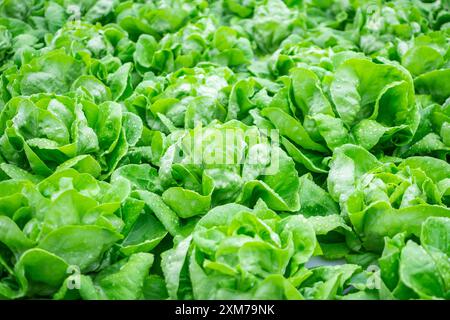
[0,0,449,300]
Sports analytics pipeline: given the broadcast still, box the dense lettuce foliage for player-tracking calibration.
[0,0,449,300]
